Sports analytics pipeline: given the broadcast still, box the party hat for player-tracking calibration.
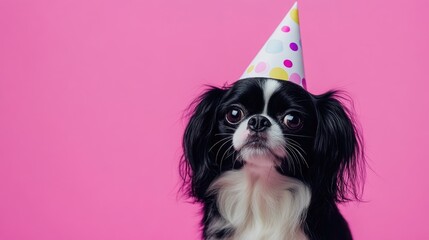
[240,2,306,88]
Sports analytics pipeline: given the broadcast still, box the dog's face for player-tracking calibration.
[215,79,317,177]
[182,78,362,202]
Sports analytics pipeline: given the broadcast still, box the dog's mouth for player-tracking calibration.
[244,135,267,147]
[239,134,284,165]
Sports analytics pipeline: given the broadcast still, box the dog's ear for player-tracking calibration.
[180,86,226,201]
[312,91,364,202]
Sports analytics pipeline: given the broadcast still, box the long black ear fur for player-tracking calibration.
[312,91,365,203]
[180,87,226,201]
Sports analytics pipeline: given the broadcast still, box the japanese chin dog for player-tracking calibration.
[180,78,365,240]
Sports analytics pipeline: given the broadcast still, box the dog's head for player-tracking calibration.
[181,78,364,203]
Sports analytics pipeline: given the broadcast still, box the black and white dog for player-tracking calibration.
[181,78,364,240]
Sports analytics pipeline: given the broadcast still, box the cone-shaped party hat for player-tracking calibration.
[240,2,306,88]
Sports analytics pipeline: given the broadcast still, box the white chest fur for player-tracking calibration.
[208,165,311,240]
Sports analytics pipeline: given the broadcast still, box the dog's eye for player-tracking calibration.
[225,107,244,125]
[283,113,303,130]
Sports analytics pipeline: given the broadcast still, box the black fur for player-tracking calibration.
[180,78,365,240]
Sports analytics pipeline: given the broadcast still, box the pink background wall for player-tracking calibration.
[0,0,428,239]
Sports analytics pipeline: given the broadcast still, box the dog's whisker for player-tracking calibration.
[215,139,233,165]
[220,144,235,170]
[215,133,234,136]
[224,146,236,161]
[287,139,306,155]
[275,160,285,174]
[289,146,301,174]
[286,144,305,174]
[286,138,307,154]
[287,142,305,174]
[285,145,298,174]
[223,126,237,131]
[209,137,232,152]
[232,151,239,169]
[286,138,305,153]
[283,133,313,138]
[285,147,294,173]
[286,139,309,168]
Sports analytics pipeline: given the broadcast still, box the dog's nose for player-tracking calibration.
[248,115,271,132]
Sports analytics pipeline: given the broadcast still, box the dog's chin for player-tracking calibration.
[239,142,283,168]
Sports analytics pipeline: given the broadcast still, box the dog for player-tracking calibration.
[181,78,364,240]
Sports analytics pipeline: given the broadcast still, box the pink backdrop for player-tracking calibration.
[1,0,428,239]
